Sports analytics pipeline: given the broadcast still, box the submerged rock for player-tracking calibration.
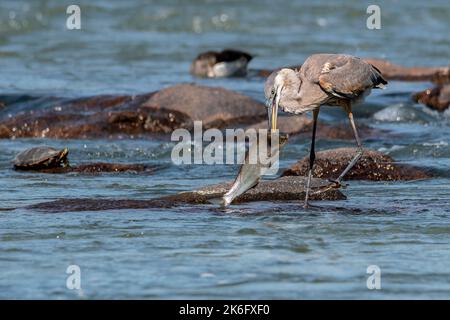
[27,198,172,213]
[373,104,436,123]
[413,84,450,112]
[32,162,157,174]
[27,176,345,213]
[73,162,153,173]
[282,148,431,181]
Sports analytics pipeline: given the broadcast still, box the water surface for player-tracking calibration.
[0,0,449,299]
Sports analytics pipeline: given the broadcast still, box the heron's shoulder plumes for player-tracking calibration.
[314,54,389,99]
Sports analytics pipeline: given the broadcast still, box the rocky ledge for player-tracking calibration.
[27,176,344,213]
[0,84,266,139]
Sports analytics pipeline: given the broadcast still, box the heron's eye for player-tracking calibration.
[271,89,275,95]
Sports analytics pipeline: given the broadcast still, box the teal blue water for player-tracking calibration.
[0,0,450,299]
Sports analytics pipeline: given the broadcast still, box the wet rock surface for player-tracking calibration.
[72,162,155,173]
[27,198,172,213]
[162,176,345,204]
[0,84,266,139]
[0,93,177,139]
[27,176,345,213]
[282,148,431,181]
[413,84,450,112]
[27,162,159,174]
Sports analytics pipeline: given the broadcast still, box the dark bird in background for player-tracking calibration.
[191,49,253,78]
[264,53,387,207]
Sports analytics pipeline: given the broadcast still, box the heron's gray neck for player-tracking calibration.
[280,76,302,112]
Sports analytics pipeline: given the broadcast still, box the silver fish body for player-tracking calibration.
[222,133,288,206]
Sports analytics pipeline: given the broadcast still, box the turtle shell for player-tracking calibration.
[13,146,69,170]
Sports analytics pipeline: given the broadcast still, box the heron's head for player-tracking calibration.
[264,68,295,131]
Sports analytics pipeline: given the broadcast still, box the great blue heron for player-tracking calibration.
[191,49,253,78]
[265,53,387,207]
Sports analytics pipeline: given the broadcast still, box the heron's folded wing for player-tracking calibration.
[318,56,387,99]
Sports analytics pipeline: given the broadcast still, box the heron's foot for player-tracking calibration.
[303,202,317,209]
[327,178,347,189]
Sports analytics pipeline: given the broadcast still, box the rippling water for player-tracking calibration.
[1,0,450,299]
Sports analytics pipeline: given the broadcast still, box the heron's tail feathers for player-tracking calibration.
[370,64,388,89]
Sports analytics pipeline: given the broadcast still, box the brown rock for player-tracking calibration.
[141,84,266,129]
[413,84,450,112]
[0,124,12,138]
[282,147,431,181]
[0,93,175,139]
[0,85,267,139]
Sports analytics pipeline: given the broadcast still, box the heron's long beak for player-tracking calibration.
[267,86,282,131]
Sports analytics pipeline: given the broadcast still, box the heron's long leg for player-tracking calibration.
[334,103,363,183]
[304,108,320,208]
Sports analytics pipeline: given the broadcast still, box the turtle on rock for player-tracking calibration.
[12,146,69,170]
[12,146,161,174]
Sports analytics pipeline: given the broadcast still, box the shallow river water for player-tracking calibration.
[0,0,449,299]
